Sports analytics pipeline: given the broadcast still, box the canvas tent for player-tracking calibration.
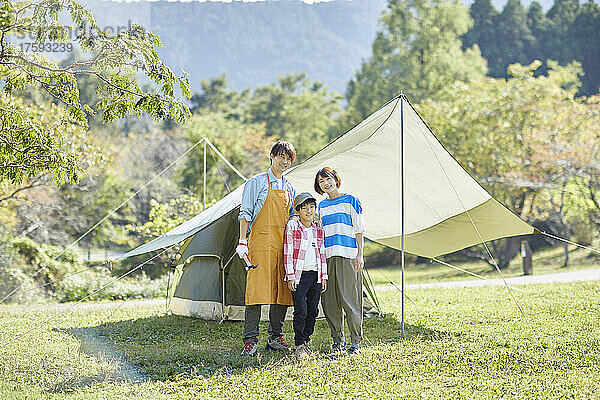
[121,94,534,320]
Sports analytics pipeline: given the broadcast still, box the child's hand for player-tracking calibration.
[354,255,364,272]
[321,279,327,293]
[287,280,297,291]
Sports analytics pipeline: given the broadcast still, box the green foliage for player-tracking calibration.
[245,73,342,160]
[1,0,191,125]
[129,195,214,240]
[465,0,600,95]
[495,0,536,76]
[190,74,249,119]
[179,112,271,198]
[0,93,104,187]
[54,271,168,302]
[418,60,600,265]
[0,0,191,189]
[569,1,600,96]
[56,169,137,248]
[191,73,342,162]
[345,0,488,124]
[0,234,86,303]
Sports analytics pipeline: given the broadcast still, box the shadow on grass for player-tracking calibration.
[51,312,458,391]
[363,313,459,344]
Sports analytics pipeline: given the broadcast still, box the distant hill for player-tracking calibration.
[55,0,595,94]
[78,0,388,94]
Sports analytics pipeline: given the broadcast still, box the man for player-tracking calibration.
[236,140,297,356]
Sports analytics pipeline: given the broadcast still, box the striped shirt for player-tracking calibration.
[318,194,365,259]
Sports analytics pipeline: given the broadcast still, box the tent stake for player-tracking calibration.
[400,94,405,340]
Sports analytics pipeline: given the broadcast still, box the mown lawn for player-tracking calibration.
[1,280,599,399]
[368,245,600,286]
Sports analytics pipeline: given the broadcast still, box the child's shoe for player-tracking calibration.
[241,341,258,356]
[295,343,310,359]
[265,336,291,351]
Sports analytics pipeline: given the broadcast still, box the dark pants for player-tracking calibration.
[291,271,321,346]
[243,304,288,343]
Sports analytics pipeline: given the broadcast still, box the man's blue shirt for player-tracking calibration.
[239,168,296,229]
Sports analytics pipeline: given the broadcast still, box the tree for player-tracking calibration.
[190,73,342,162]
[419,61,599,267]
[244,73,342,161]
[526,1,551,67]
[190,74,248,119]
[546,0,580,65]
[494,0,536,78]
[569,1,600,95]
[0,92,103,187]
[345,0,488,123]
[0,0,191,188]
[463,0,501,75]
[179,113,272,202]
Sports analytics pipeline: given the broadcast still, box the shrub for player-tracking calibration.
[54,270,170,302]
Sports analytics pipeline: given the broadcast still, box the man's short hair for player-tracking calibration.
[270,140,296,162]
[314,167,341,195]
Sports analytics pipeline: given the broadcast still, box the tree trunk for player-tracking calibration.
[563,225,569,267]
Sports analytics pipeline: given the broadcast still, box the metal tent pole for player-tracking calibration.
[400,94,406,339]
[203,137,207,210]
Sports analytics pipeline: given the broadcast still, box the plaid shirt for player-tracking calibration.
[283,220,328,283]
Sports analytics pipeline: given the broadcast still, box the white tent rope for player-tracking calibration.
[374,268,415,304]
[205,138,248,181]
[413,101,550,361]
[430,258,528,294]
[0,137,207,303]
[0,246,173,349]
[540,231,600,255]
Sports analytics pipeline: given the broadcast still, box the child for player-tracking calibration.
[314,167,365,356]
[283,192,328,358]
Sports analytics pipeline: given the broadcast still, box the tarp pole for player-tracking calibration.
[400,94,405,339]
[203,137,207,210]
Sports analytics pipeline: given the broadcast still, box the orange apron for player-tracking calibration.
[246,180,293,306]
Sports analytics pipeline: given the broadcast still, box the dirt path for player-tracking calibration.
[377,267,600,291]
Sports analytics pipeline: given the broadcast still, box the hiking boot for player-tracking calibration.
[294,343,310,359]
[347,344,361,356]
[241,341,258,356]
[329,342,345,353]
[265,336,290,351]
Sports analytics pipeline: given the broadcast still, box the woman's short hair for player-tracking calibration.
[314,167,341,195]
[270,140,296,162]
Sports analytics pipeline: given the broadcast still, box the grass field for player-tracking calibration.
[368,245,600,286]
[1,278,599,399]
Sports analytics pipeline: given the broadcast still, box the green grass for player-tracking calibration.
[1,280,599,399]
[368,245,600,286]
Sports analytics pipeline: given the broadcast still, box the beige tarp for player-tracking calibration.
[286,96,534,258]
[124,95,533,261]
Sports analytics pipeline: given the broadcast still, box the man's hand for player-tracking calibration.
[354,254,364,272]
[287,280,297,291]
[236,239,249,260]
[321,279,327,293]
